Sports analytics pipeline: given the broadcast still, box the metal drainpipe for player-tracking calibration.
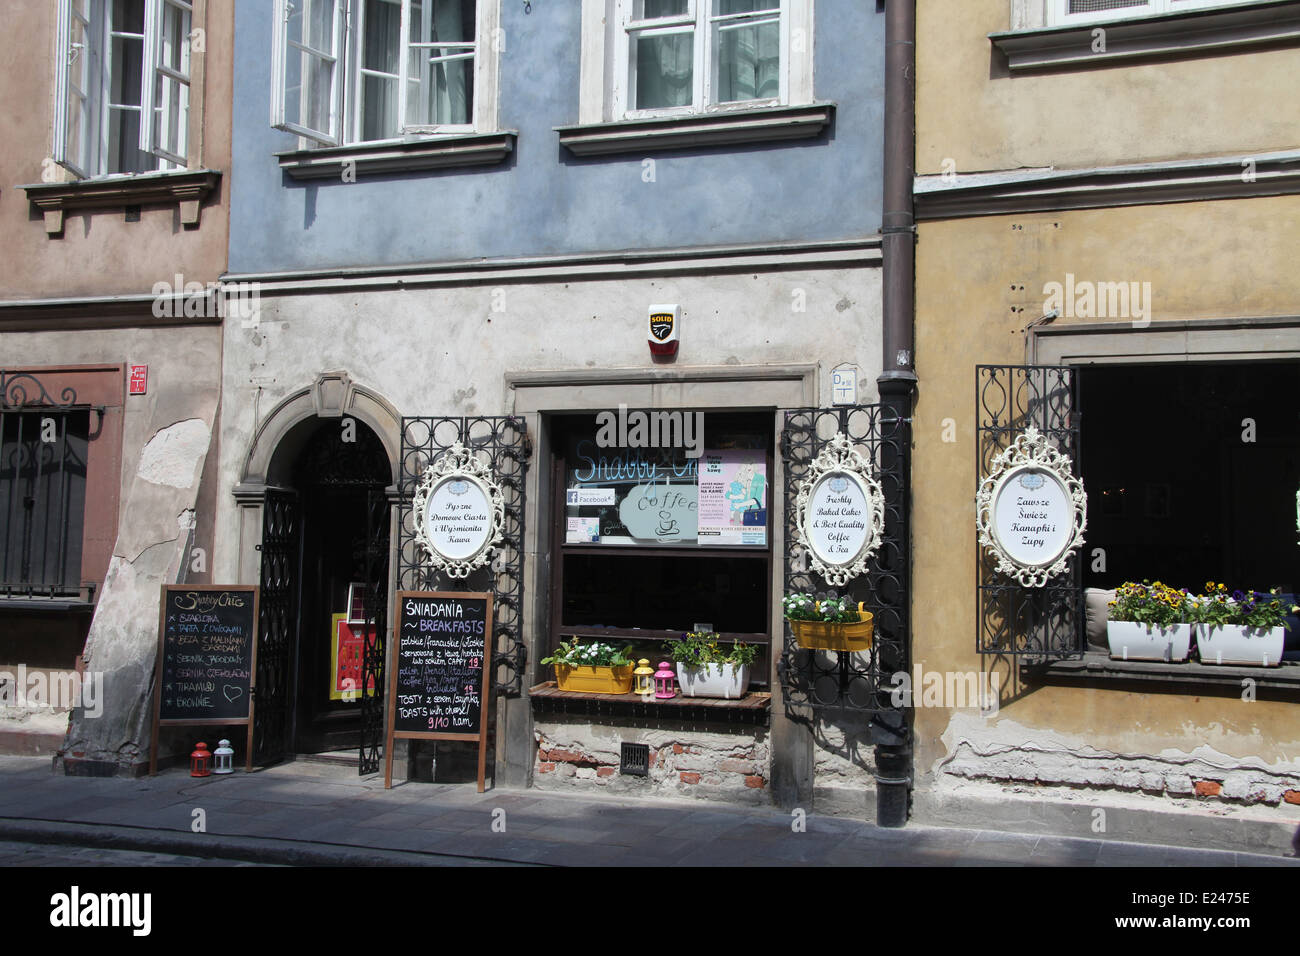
[875,0,917,829]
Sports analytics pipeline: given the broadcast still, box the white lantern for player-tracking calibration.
[213,739,235,775]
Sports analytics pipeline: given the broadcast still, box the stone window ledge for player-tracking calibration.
[1024,652,1300,695]
[21,169,220,237]
[0,597,95,613]
[275,132,517,181]
[990,1,1300,72]
[555,103,835,157]
[529,682,771,726]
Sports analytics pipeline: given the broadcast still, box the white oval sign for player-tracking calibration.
[990,466,1074,568]
[804,471,874,567]
[423,475,494,561]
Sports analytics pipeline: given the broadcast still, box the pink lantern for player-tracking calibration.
[654,661,676,699]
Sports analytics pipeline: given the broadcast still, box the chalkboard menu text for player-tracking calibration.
[385,590,494,792]
[150,585,260,774]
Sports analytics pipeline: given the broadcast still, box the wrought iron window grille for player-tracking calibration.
[975,365,1084,660]
[779,404,911,714]
[0,370,96,600]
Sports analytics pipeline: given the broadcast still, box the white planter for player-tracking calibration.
[1106,621,1192,662]
[675,663,751,699]
[1196,625,1284,667]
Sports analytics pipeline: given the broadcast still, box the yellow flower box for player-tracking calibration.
[787,602,874,652]
[554,663,635,694]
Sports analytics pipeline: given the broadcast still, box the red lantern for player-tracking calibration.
[190,741,212,777]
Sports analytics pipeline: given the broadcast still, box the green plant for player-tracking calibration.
[541,638,634,669]
[1229,587,1294,630]
[1107,581,1193,627]
[664,632,758,670]
[1191,583,1296,629]
[782,592,862,623]
[1190,581,1235,628]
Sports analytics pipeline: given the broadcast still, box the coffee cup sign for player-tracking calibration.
[794,432,886,586]
[976,426,1087,588]
[412,442,506,578]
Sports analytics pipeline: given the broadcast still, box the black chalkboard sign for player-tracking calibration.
[385,590,493,792]
[150,585,259,774]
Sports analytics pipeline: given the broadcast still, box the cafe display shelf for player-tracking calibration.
[559,627,767,644]
[528,682,771,725]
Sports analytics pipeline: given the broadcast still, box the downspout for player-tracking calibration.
[874,0,917,829]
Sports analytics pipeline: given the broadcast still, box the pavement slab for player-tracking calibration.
[0,757,1296,868]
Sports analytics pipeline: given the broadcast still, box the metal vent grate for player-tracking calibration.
[620,742,649,776]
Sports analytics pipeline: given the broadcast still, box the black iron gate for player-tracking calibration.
[975,365,1083,659]
[253,488,300,766]
[370,416,528,778]
[359,487,390,775]
[778,405,911,713]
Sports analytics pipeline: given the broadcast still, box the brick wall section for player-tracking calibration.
[532,717,770,805]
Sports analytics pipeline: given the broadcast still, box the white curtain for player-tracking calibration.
[714,1,779,104]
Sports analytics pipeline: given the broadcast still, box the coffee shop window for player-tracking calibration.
[547,411,773,687]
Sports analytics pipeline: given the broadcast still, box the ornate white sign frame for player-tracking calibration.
[794,432,887,587]
[976,426,1087,588]
[411,442,506,579]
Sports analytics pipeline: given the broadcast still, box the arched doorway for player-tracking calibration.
[263,416,392,755]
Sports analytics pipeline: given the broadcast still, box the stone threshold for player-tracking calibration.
[913,779,1300,857]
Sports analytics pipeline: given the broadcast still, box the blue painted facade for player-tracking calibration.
[229,1,886,273]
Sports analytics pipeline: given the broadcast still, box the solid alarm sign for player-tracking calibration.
[648,303,680,356]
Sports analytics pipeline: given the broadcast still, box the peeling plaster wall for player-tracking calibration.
[936,713,1300,807]
[533,716,770,804]
[29,329,224,773]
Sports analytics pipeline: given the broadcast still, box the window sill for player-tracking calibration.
[20,169,220,237]
[555,103,835,157]
[529,681,771,725]
[990,1,1300,72]
[1024,651,1300,695]
[275,131,517,181]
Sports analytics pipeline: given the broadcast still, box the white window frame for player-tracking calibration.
[1049,0,1279,27]
[271,0,499,149]
[578,0,812,125]
[53,0,194,179]
[613,0,786,119]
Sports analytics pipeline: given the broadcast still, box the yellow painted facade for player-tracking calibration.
[912,0,1300,802]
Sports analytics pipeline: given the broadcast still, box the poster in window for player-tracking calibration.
[330,613,374,701]
[697,448,767,545]
[566,434,699,545]
[563,418,768,547]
